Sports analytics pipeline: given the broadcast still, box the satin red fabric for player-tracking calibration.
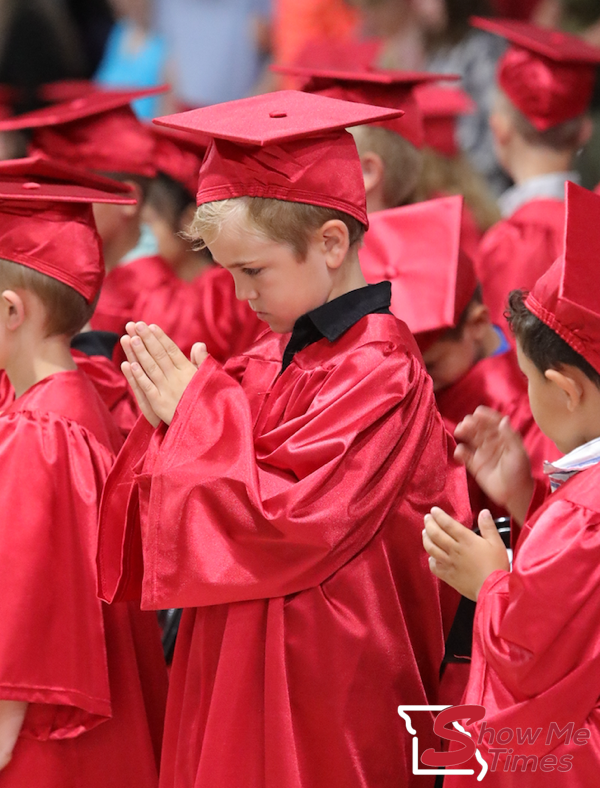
[0,354,139,437]
[98,314,471,788]
[444,462,600,786]
[91,258,263,361]
[0,371,166,787]
[435,348,561,526]
[476,199,566,334]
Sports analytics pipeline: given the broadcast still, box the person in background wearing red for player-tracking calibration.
[473,17,599,334]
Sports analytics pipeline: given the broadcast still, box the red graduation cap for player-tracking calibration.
[271,65,458,148]
[472,17,600,131]
[38,79,98,104]
[359,195,478,347]
[154,90,404,226]
[151,126,208,198]
[0,86,168,176]
[526,182,600,375]
[414,84,475,157]
[0,156,135,302]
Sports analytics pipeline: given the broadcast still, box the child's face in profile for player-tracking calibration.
[206,212,337,334]
[516,341,572,453]
[420,333,480,392]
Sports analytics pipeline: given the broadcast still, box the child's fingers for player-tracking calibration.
[130,334,166,384]
[429,507,467,542]
[121,334,138,366]
[422,526,451,563]
[121,362,160,427]
[424,514,457,555]
[125,321,139,338]
[145,323,190,370]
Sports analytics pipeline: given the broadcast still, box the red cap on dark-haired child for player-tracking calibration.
[0,87,168,176]
[526,182,600,375]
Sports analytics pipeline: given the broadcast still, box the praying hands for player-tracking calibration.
[121,321,209,427]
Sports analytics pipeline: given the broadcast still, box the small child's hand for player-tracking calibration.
[423,507,510,601]
[454,406,534,525]
[121,322,202,426]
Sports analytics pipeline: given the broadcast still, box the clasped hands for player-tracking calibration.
[423,406,535,600]
[121,321,209,427]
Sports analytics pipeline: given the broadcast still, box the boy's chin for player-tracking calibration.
[261,315,295,334]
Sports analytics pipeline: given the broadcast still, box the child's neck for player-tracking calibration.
[327,250,368,303]
[172,251,214,283]
[103,222,142,274]
[505,142,574,187]
[6,335,77,398]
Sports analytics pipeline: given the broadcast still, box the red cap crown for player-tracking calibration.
[0,156,136,302]
[359,195,478,346]
[154,90,404,226]
[152,126,208,197]
[272,66,458,148]
[0,87,168,176]
[415,85,475,157]
[472,17,600,131]
[526,182,600,374]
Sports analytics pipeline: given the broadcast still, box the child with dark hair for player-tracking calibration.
[423,182,600,785]
[360,195,556,527]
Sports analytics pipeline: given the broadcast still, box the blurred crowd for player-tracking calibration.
[0,1,599,192]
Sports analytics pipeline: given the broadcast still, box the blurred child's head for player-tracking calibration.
[350,124,422,211]
[188,196,365,333]
[507,289,600,453]
[0,258,95,365]
[490,90,592,176]
[419,285,498,391]
[473,17,599,178]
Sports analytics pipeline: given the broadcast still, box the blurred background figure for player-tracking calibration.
[154,0,272,109]
[95,0,167,119]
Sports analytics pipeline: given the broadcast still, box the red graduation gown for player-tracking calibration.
[98,314,471,788]
[435,348,560,525]
[0,353,140,438]
[475,199,565,332]
[91,257,262,361]
[0,371,166,787]
[444,462,600,786]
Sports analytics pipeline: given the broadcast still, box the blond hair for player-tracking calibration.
[413,148,501,232]
[0,258,94,337]
[187,196,366,259]
[350,124,422,208]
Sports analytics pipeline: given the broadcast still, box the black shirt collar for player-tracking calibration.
[281,281,392,372]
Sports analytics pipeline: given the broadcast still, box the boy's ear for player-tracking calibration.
[318,220,350,270]
[1,289,25,331]
[545,367,584,412]
[359,151,385,196]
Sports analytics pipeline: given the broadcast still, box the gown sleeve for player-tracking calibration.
[0,412,113,740]
[99,345,466,610]
[463,498,600,756]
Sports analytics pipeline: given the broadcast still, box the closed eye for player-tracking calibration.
[242,267,262,277]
